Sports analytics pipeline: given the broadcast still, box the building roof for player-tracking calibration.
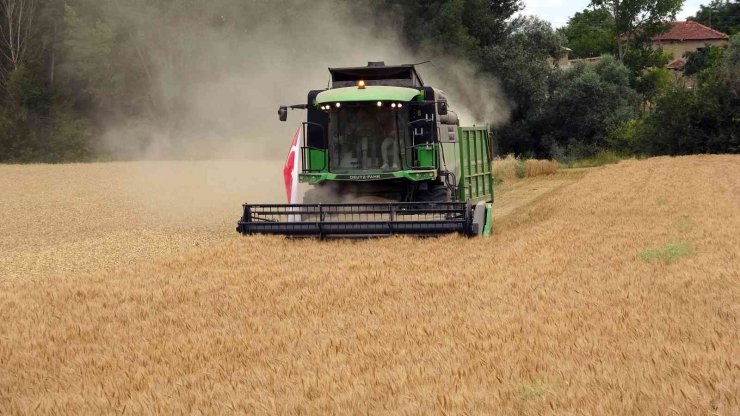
[666,58,687,71]
[652,21,729,42]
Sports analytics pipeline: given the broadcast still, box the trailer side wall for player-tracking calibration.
[457,126,494,204]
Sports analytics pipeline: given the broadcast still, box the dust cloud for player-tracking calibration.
[423,59,511,126]
[98,0,509,161]
[98,1,408,161]
[93,0,509,207]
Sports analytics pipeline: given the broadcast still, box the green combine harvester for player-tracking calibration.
[237,62,493,238]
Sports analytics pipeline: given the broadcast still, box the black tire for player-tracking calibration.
[416,181,451,203]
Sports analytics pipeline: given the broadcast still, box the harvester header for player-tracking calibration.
[239,62,494,238]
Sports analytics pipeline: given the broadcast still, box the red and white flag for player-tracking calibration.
[283,127,301,204]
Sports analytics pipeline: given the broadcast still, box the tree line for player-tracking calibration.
[0,0,738,163]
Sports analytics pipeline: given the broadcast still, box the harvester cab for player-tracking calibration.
[238,62,494,238]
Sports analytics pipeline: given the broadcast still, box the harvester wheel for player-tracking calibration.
[417,182,450,203]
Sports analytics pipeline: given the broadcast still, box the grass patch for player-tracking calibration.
[515,159,526,179]
[675,217,693,232]
[565,150,622,168]
[518,378,548,401]
[638,240,693,264]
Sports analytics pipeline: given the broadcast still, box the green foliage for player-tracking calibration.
[634,87,703,154]
[630,87,738,154]
[634,67,673,101]
[638,240,692,264]
[690,0,740,35]
[0,62,92,163]
[485,16,563,156]
[497,56,640,159]
[623,47,671,76]
[590,0,682,73]
[558,8,617,58]
[624,39,739,156]
[608,118,644,153]
[724,33,740,66]
[63,5,117,101]
[515,159,526,178]
[565,150,621,168]
[375,0,523,60]
[0,0,736,163]
[683,44,726,75]
[590,0,683,44]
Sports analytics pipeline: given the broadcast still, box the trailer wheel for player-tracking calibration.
[471,202,487,236]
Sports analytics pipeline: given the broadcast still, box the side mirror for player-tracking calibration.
[278,106,288,122]
[437,101,448,116]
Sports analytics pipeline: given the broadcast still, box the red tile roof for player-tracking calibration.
[666,58,686,70]
[652,21,729,42]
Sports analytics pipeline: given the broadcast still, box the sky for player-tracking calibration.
[523,0,706,28]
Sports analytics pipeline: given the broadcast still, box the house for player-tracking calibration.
[651,21,730,71]
[547,47,573,67]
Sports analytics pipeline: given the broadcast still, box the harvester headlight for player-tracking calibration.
[358,80,366,89]
[377,101,382,107]
[391,103,397,108]
[335,102,341,108]
[398,103,403,108]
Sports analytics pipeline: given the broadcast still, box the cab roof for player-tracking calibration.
[315,86,421,104]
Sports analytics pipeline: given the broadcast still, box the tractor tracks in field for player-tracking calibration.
[491,169,591,230]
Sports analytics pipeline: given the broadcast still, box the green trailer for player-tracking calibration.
[237,62,494,238]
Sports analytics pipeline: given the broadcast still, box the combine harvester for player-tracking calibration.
[237,62,493,238]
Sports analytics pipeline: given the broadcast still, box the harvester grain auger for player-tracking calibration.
[237,62,493,238]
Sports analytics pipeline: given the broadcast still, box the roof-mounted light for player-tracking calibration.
[357,80,366,89]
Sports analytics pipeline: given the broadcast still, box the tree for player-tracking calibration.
[590,0,683,61]
[558,7,617,58]
[633,66,672,102]
[690,0,740,35]
[371,0,523,60]
[484,16,563,156]
[725,33,740,66]
[0,0,39,82]
[683,44,725,75]
[542,56,640,158]
[489,21,641,159]
[625,38,739,155]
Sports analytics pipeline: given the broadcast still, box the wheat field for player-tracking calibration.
[0,156,738,414]
[492,155,559,182]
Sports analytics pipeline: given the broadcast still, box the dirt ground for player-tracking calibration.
[1,156,738,414]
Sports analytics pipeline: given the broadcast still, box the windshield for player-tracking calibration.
[328,104,408,173]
